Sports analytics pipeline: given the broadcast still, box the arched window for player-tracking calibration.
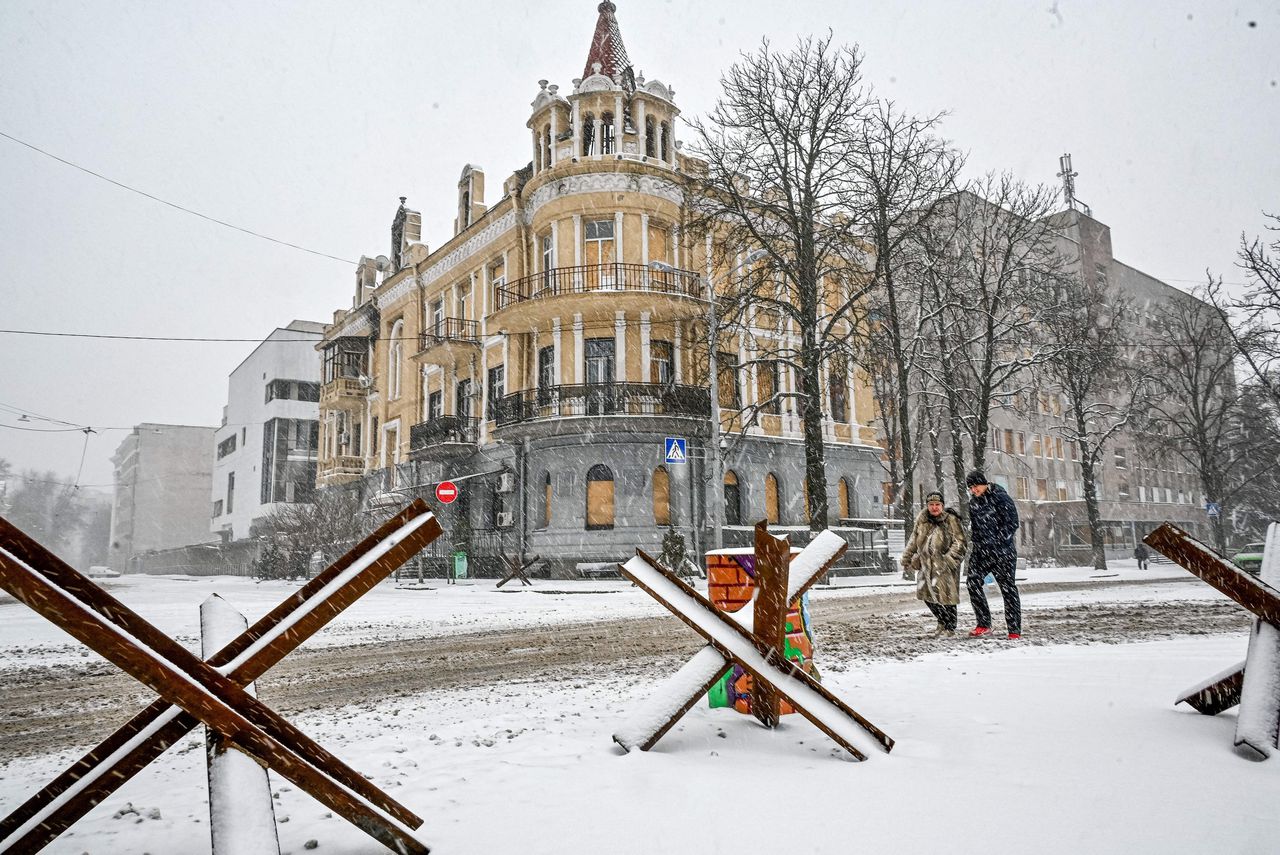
[586,464,615,530]
[388,319,404,400]
[644,116,656,157]
[582,113,595,156]
[601,112,615,154]
[838,477,852,520]
[653,466,671,526]
[541,471,553,529]
[723,470,742,526]
[660,122,670,162]
[765,473,780,525]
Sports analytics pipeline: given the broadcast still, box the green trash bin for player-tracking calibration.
[452,549,468,581]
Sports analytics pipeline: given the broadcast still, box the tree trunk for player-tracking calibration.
[800,358,829,533]
[1077,435,1108,571]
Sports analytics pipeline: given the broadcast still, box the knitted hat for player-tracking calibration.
[924,490,944,504]
[965,469,987,487]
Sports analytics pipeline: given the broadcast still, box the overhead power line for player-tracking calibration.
[0,129,357,266]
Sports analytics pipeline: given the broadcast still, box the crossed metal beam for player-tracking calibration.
[496,553,539,588]
[1145,522,1280,758]
[613,522,894,761]
[0,501,442,854]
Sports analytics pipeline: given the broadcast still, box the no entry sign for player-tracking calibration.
[434,481,459,504]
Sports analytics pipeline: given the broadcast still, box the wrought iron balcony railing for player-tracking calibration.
[410,415,479,452]
[495,262,701,311]
[418,317,479,352]
[495,382,710,426]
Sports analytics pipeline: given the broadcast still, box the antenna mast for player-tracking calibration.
[1057,153,1092,217]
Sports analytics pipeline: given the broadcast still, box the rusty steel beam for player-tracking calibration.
[1143,524,1280,626]
[750,522,790,728]
[1176,665,1245,716]
[0,545,430,855]
[626,549,893,760]
[0,504,439,854]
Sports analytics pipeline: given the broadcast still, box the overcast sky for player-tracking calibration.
[1,1,1276,491]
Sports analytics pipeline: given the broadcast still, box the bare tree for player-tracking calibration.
[912,176,1068,503]
[1143,291,1252,554]
[1040,275,1145,570]
[1208,212,1280,406]
[685,34,876,532]
[853,100,964,532]
[252,486,365,579]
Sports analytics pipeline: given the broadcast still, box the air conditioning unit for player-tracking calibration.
[496,511,514,528]
[497,472,515,493]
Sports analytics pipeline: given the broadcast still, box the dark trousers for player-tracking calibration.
[967,550,1021,634]
[926,601,958,631]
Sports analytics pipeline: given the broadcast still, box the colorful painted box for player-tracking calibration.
[705,547,818,715]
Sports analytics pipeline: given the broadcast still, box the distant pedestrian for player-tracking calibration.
[900,490,968,635]
[964,470,1022,640]
[1133,542,1151,571]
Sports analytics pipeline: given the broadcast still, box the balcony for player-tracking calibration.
[414,318,480,366]
[318,455,364,481]
[495,382,710,427]
[320,377,366,407]
[409,416,479,460]
[490,262,702,326]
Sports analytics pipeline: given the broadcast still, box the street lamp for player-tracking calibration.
[650,248,767,551]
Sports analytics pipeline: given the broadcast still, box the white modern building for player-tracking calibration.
[211,320,325,541]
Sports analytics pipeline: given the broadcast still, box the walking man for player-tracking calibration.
[965,470,1022,639]
[1133,542,1151,571]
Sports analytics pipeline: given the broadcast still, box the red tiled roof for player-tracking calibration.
[583,1,631,81]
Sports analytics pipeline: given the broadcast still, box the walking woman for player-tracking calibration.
[900,490,968,635]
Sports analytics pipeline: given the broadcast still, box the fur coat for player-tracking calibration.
[900,507,968,604]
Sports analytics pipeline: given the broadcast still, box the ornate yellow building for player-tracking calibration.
[316,2,882,575]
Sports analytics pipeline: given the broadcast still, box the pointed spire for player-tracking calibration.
[583,1,631,81]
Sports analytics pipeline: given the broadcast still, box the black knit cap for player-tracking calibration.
[965,469,987,487]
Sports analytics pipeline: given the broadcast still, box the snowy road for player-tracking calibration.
[0,576,1244,762]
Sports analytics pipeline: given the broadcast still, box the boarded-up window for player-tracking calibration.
[586,464,615,530]
[653,466,671,526]
[542,471,552,529]
[757,360,779,415]
[838,478,851,519]
[724,470,741,526]
[647,222,669,264]
[765,473,780,524]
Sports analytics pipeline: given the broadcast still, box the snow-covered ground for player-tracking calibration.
[1,559,1277,854]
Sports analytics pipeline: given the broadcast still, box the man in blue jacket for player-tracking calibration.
[965,470,1022,639]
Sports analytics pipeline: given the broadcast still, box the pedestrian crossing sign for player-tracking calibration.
[665,437,687,465]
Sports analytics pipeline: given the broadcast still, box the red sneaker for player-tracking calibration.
[969,626,992,638]
[1007,632,1022,640]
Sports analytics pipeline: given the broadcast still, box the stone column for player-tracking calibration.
[552,317,563,385]
[573,314,584,384]
[640,312,652,383]
[549,110,559,166]
[615,311,627,382]
[636,99,647,157]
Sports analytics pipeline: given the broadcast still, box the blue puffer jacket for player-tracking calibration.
[969,483,1019,554]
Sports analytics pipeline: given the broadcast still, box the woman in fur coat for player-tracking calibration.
[899,490,968,634]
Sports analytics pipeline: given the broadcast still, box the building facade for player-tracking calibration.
[211,320,325,542]
[928,206,1214,562]
[109,423,216,573]
[315,2,884,576]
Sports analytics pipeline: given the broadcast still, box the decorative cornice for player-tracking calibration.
[418,211,517,289]
[524,172,683,223]
[375,273,418,312]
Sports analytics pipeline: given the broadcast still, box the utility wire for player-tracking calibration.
[0,129,357,266]
[0,326,1255,348]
